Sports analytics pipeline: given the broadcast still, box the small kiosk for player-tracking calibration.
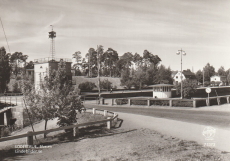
[149,84,174,98]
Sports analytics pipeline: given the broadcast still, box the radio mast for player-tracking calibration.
[49,25,56,60]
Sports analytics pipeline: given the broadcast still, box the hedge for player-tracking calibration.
[130,100,147,105]
[150,100,169,106]
[115,99,128,105]
[172,100,193,107]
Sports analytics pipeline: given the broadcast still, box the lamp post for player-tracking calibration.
[176,49,186,99]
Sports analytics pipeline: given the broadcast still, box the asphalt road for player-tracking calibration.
[84,104,230,129]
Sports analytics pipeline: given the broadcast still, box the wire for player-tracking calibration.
[0,17,11,53]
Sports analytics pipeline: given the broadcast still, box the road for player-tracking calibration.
[84,104,230,129]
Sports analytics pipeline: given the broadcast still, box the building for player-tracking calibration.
[210,75,227,86]
[173,69,196,85]
[34,58,72,90]
[149,84,174,98]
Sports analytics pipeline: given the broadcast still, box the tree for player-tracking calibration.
[143,50,161,68]
[0,47,11,93]
[217,66,226,76]
[72,51,82,71]
[101,48,119,77]
[176,79,198,98]
[78,82,96,90]
[100,79,112,90]
[23,61,84,138]
[10,52,28,77]
[195,70,203,84]
[25,61,34,69]
[156,65,173,84]
[86,48,97,77]
[120,68,133,89]
[203,63,215,82]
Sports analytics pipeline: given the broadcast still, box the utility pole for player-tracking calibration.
[176,49,186,99]
[97,45,101,104]
[203,68,205,87]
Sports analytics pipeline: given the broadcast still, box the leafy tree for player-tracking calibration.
[195,70,203,84]
[100,79,112,90]
[0,47,11,93]
[156,65,173,84]
[203,63,215,82]
[120,68,133,89]
[217,66,226,76]
[133,53,142,67]
[101,48,119,77]
[176,79,198,98]
[78,81,96,90]
[86,48,97,77]
[25,61,34,69]
[72,51,82,70]
[143,50,161,68]
[10,52,28,77]
[23,61,84,138]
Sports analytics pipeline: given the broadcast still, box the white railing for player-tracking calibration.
[0,108,118,145]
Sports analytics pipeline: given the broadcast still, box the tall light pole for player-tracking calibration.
[176,49,186,99]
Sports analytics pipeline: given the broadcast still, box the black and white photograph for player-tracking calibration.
[0,0,230,160]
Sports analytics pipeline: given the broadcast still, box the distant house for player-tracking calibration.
[172,69,196,85]
[210,75,227,86]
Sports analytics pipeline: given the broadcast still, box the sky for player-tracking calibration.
[0,0,230,72]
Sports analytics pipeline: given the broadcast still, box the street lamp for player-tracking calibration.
[176,49,186,99]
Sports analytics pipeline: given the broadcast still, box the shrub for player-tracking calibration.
[115,99,128,105]
[0,126,11,137]
[172,100,193,107]
[100,79,112,90]
[131,100,147,105]
[78,81,96,90]
[176,79,198,98]
[150,100,169,106]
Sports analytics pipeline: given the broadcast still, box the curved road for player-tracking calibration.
[84,104,230,129]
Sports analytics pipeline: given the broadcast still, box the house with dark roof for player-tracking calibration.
[172,69,197,85]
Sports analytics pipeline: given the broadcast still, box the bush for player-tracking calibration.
[150,100,169,106]
[0,126,11,137]
[172,100,193,107]
[176,80,198,98]
[100,79,112,90]
[115,99,128,105]
[78,81,96,90]
[131,100,147,105]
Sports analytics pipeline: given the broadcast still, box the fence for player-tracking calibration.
[0,108,118,145]
[0,93,23,106]
[99,95,230,108]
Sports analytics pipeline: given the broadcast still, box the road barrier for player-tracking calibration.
[99,95,230,108]
[0,108,118,145]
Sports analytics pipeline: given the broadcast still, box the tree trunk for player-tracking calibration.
[44,120,48,138]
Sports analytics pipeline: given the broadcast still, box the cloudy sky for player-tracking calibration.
[0,0,230,72]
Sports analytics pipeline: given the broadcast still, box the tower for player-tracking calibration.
[49,25,56,60]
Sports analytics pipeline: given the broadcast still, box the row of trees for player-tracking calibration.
[0,46,34,93]
[195,63,230,85]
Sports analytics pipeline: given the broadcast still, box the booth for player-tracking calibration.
[149,84,174,98]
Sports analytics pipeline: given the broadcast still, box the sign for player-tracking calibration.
[205,88,211,93]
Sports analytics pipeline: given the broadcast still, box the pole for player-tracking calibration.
[97,45,101,104]
[203,68,205,87]
[181,49,183,99]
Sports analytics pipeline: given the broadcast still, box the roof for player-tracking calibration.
[149,84,174,87]
[171,71,178,77]
[182,70,196,79]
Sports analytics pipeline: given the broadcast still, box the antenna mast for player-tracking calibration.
[49,25,56,60]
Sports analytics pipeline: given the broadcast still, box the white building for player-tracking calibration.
[210,75,227,86]
[34,58,72,90]
[149,84,174,98]
[172,70,196,85]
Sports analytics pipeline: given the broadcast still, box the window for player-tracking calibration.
[176,76,178,79]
